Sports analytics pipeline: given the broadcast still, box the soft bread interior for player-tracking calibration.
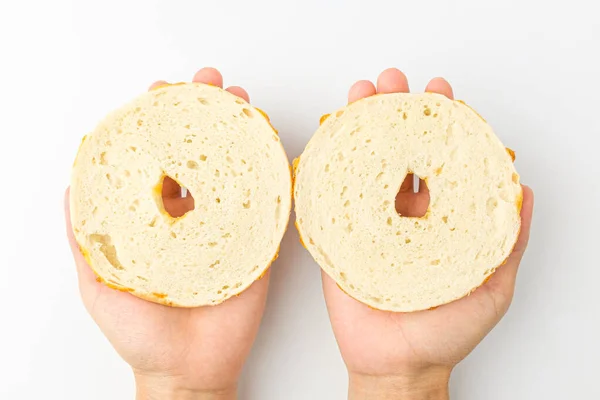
[71,83,292,307]
[294,93,521,312]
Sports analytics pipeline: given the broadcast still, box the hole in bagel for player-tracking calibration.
[395,173,429,218]
[159,175,195,218]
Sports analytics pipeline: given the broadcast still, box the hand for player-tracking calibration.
[322,68,535,400]
[65,68,268,400]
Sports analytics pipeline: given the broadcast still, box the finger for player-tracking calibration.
[483,185,534,297]
[225,86,250,103]
[148,80,168,91]
[348,80,376,104]
[398,173,414,193]
[162,197,195,218]
[161,176,183,198]
[192,67,223,88]
[425,77,454,100]
[512,185,535,255]
[64,188,101,289]
[376,68,410,94]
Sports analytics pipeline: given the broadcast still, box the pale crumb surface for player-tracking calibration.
[294,93,521,312]
[71,83,292,307]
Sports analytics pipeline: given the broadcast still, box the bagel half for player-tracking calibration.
[294,93,522,312]
[70,83,292,307]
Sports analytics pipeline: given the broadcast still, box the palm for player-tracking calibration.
[324,269,508,374]
[65,68,269,391]
[322,69,534,377]
[73,261,268,389]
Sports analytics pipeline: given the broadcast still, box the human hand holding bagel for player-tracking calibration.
[320,68,534,399]
[66,66,534,400]
[66,68,269,400]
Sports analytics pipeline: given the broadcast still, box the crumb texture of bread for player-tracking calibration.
[294,93,521,312]
[71,83,292,307]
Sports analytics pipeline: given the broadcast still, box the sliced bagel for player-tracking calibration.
[70,83,292,307]
[294,93,522,312]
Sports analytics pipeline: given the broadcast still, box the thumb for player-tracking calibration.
[64,188,102,308]
[484,184,535,304]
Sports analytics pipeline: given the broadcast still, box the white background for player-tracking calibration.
[0,0,598,399]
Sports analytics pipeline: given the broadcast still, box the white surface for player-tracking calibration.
[0,0,598,398]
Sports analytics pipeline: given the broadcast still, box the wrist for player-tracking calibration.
[134,372,237,400]
[348,367,451,400]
